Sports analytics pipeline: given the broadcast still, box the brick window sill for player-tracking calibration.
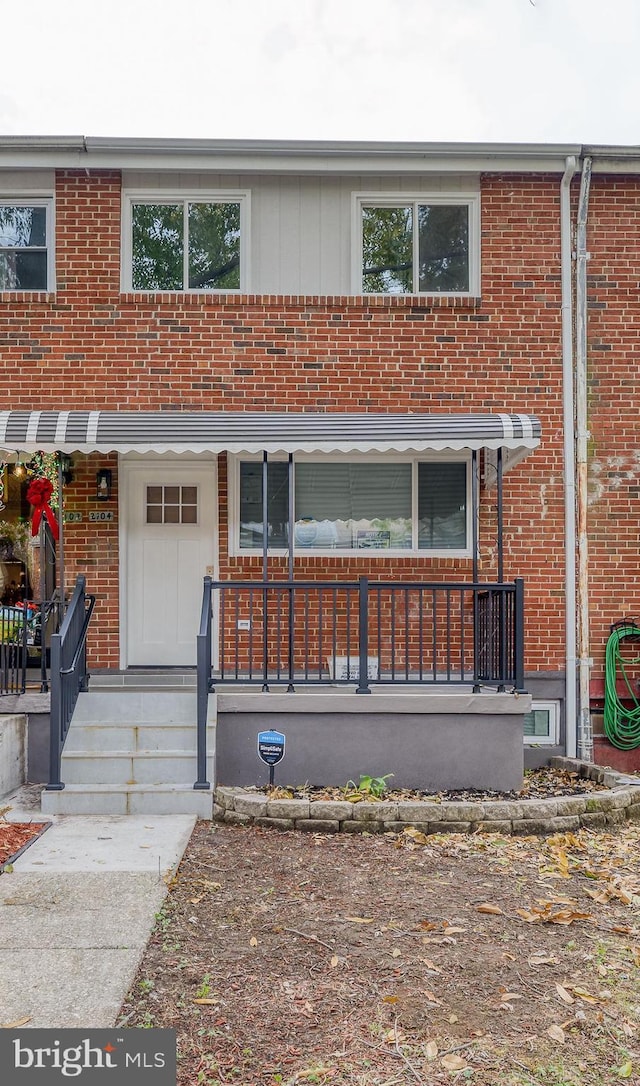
[120,292,482,310]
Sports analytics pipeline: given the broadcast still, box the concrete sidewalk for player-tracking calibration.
[0,787,196,1028]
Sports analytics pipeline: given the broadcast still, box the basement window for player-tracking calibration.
[523,701,560,745]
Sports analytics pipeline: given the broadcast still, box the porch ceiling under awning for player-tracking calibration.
[0,410,540,468]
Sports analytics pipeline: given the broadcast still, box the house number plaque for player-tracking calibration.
[89,510,114,522]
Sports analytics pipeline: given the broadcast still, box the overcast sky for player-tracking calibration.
[1,0,638,146]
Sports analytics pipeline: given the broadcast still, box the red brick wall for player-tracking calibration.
[579,176,640,696]
[1,169,569,672]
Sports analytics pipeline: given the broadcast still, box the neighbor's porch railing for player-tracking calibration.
[0,604,30,696]
[46,575,95,792]
[196,575,525,786]
[0,595,64,696]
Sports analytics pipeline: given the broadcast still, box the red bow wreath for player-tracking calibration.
[26,477,60,541]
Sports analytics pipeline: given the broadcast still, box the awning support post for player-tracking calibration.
[287,452,295,692]
[472,449,480,692]
[472,449,479,585]
[497,448,505,691]
[262,451,269,691]
[288,452,294,582]
[57,454,65,608]
[497,447,504,584]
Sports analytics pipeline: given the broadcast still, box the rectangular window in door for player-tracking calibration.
[146,485,199,525]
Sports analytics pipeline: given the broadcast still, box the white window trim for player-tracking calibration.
[523,700,560,746]
[228,450,472,559]
[351,191,480,297]
[0,197,55,292]
[121,190,251,293]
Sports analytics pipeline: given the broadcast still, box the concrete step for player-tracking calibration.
[61,750,215,786]
[63,722,216,753]
[46,687,217,816]
[71,690,206,725]
[90,671,197,689]
[41,783,214,818]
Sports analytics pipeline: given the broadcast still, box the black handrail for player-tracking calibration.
[194,576,213,791]
[46,576,95,791]
[36,592,63,694]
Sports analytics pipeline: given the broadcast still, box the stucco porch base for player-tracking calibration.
[216,688,530,793]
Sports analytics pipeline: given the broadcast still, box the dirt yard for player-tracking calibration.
[118,818,640,1085]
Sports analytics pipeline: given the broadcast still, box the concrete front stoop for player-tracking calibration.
[40,689,216,818]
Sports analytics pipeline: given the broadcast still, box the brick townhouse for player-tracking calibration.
[0,138,638,811]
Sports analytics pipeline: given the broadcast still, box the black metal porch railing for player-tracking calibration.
[195,575,524,790]
[198,576,525,691]
[47,575,95,792]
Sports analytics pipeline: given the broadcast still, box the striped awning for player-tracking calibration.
[0,411,540,463]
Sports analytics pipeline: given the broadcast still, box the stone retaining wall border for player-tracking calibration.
[213,758,640,836]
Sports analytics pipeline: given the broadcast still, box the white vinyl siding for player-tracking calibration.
[122,171,478,295]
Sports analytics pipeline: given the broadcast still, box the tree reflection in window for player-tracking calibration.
[0,205,48,290]
[132,201,241,290]
[362,202,470,294]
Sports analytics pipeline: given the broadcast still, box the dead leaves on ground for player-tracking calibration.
[516,901,595,926]
[401,826,640,936]
[125,821,640,1086]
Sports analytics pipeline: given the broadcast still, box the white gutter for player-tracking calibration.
[561,155,578,757]
[576,157,593,761]
[0,135,584,175]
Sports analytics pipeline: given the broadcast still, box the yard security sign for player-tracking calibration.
[257,730,285,787]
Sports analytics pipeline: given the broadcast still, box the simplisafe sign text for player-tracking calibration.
[257,730,285,766]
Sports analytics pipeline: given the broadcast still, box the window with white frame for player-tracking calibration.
[523,701,560,745]
[355,195,478,295]
[125,195,247,291]
[234,455,470,555]
[0,201,53,290]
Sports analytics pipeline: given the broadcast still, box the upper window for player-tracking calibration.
[125,195,248,292]
[355,195,478,295]
[234,455,470,556]
[0,202,52,291]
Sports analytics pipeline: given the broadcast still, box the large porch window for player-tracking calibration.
[235,455,470,556]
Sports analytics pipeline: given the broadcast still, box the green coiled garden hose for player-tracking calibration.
[603,622,640,749]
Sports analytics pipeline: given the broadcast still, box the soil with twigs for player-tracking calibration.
[119,819,640,1086]
[249,766,610,805]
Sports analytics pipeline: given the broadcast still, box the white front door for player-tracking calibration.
[123,460,217,667]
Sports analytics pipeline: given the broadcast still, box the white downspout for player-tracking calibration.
[561,156,578,757]
[576,157,593,761]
